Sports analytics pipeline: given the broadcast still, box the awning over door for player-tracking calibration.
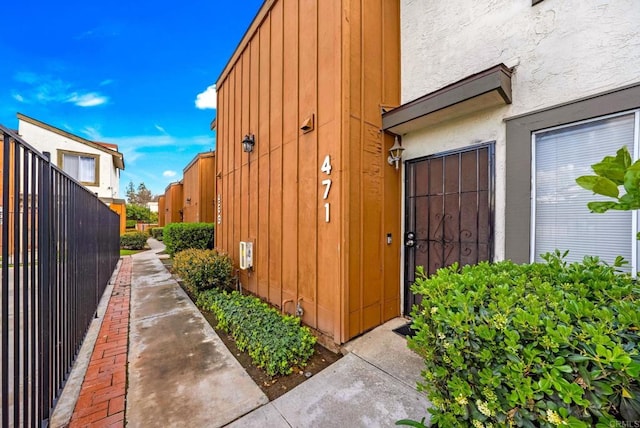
[382,64,512,134]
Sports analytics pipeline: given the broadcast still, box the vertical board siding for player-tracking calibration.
[382,0,401,322]
[257,17,271,299]
[268,0,284,307]
[248,39,260,294]
[157,196,166,227]
[296,0,318,326]
[164,182,183,225]
[215,0,400,344]
[280,0,299,314]
[201,154,216,223]
[183,153,215,224]
[316,0,341,336]
[183,160,200,222]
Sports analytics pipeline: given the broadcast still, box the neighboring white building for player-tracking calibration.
[17,113,125,203]
[382,0,640,312]
[146,201,159,213]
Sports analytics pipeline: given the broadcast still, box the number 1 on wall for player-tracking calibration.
[324,203,330,223]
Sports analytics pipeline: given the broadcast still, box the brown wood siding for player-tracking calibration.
[183,152,216,224]
[215,0,400,344]
[164,182,183,225]
[157,196,166,227]
[109,202,127,234]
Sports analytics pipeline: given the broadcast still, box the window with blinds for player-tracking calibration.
[532,111,639,271]
[62,152,98,184]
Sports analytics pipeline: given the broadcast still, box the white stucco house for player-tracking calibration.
[146,201,159,213]
[382,0,640,312]
[17,113,125,204]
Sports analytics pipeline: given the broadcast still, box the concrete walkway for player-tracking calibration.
[126,239,267,427]
[52,239,431,427]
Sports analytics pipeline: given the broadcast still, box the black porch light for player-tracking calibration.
[242,134,255,153]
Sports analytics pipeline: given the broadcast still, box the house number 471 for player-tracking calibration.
[321,155,332,223]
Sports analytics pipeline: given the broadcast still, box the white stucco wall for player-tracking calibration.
[399,0,640,261]
[18,120,119,199]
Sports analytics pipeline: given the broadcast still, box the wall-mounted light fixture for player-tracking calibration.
[186,197,191,204]
[242,134,255,153]
[387,135,405,170]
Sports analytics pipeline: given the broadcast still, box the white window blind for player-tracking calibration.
[63,154,96,183]
[533,113,637,270]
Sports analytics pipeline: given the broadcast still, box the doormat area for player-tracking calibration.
[392,322,416,338]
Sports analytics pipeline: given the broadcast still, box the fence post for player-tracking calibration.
[39,151,52,424]
[2,132,11,427]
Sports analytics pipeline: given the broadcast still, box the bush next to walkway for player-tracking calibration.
[150,227,164,241]
[407,252,639,427]
[197,289,317,376]
[173,249,233,291]
[120,231,147,250]
[163,222,214,256]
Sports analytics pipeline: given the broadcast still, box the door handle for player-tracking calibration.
[405,232,416,247]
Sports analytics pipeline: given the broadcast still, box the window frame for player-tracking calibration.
[57,149,100,186]
[504,82,640,263]
[530,109,640,271]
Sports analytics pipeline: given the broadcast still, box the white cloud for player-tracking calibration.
[195,84,217,110]
[12,71,109,108]
[154,124,168,134]
[67,92,108,107]
[99,79,114,86]
[163,170,177,178]
[92,132,214,167]
[80,126,103,140]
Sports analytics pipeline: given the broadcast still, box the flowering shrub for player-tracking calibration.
[172,249,233,291]
[197,289,317,376]
[408,252,639,427]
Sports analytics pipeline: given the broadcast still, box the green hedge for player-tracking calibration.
[163,222,214,256]
[150,227,164,241]
[125,219,137,229]
[120,231,148,250]
[197,289,317,376]
[407,252,639,427]
[173,249,233,291]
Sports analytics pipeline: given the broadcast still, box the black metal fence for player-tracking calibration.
[1,126,120,426]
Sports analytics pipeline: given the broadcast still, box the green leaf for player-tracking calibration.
[576,175,599,191]
[580,177,621,205]
[616,146,632,169]
[395,418,428,427]
[626,361,640,377]
[624,169,640,195]
[591,177,620,198]
[567,354,591,363]
[592,161,625,184]
[586,201,618,213]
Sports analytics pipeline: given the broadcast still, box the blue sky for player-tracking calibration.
[0,1,264,196]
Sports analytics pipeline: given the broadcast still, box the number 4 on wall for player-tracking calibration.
[321,155,332,175]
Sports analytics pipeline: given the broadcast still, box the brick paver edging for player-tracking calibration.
[69,256,132,428]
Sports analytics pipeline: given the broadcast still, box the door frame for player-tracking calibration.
[402,142,495,316]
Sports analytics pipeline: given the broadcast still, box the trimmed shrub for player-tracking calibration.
[125,219,137,229]
[408,252,639,427]
[197,289,317,376]
[150,227,164,241]
[163,222,214,256]
[120,231,148,250]
[172,249,233,291]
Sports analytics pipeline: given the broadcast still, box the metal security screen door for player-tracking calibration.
[404,144,494,314]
